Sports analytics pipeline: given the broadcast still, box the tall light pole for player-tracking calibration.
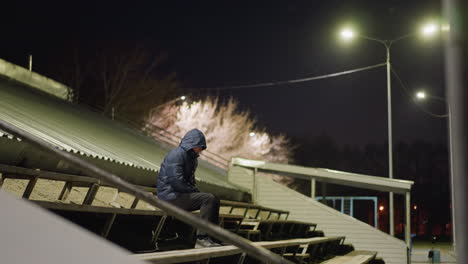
[415,90,455,248]
[340,23,439,236]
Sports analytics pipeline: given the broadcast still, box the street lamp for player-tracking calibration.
[421,23,439,37]
[415,90,454,246]
[339,23,439,237]
[416,91,427,99]
[414,90,448,116]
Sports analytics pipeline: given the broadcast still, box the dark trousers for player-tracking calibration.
[168,192,220,237]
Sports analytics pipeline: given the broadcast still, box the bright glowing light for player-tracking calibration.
[249,132,256,137]
[379,205,385,212]
[441,24,450,32]
[180,95,186,101]
[421,23,438,36]
[416,91,426,99]
[413,205,418,210]
[340,29,354,40]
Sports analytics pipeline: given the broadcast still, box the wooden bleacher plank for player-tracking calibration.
[243,219,317,228]
[137,237,341,264]
[320,250,377,264]
[136,238,333,264]
[32,200,166,216]
[221,200,289,219]
[234,220,261,240]
[241,219,318,241]
[0,164,100,184]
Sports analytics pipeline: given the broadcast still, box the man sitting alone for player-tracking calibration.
[157,128,222,248]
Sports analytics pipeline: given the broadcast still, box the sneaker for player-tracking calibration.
[195,237,222,248]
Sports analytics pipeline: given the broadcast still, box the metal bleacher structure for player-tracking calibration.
[0,58,414,263]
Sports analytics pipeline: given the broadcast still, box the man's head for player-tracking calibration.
[179,128,207,152]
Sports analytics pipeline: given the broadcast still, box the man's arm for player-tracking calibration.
[167,162,199,193]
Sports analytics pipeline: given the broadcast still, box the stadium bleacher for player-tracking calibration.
[0,164,382,263]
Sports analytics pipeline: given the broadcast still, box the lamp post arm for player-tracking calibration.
[428,94,447,102]
[360,35,388,46]
[419,94,450,117]
[389,33,416,46]
[359,33,415,49]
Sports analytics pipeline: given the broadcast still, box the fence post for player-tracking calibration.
[310,177,316,199]
[252,168,258,203]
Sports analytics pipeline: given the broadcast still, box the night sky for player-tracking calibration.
[1,0,447,148]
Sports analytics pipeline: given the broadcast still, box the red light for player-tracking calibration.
[379,205,384,211]
[413,205,417,210]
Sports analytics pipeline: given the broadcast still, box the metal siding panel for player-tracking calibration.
[228,166,254,191]
[255,174,408,264]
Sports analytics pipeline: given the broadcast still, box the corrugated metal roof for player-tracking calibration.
[0,75,245,196]
[232,157,413,194]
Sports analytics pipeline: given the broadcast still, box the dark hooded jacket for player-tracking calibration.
[157,129,207,201]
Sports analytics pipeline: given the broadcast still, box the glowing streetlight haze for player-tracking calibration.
[340,28,354,40]
[421,23,438,37]
[340,21,439,43]
[441,24,450,32]
[416,91,427,99]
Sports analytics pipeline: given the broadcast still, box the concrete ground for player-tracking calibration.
[411,241,456,263]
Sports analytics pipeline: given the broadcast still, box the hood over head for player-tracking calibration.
[179,129,207,151]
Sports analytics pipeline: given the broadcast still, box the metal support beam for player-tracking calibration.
[22,176,38,199]
[310,178,316,199]
[374,198,378,229]
[390,192,394,236]
[321,182,327,204]
[443,1,466,260]
[58,182,73,201]
[130,197,139,209]
[254,209,261,219]
[101,213,116,238]
[0,173,4,189]
[237,253,247,264]
[252,168,258,203]
[83,183,99,205]
[152,215,167,244]
[405,192,411,249]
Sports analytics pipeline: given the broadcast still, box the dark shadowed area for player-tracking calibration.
[0,0,450,239]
